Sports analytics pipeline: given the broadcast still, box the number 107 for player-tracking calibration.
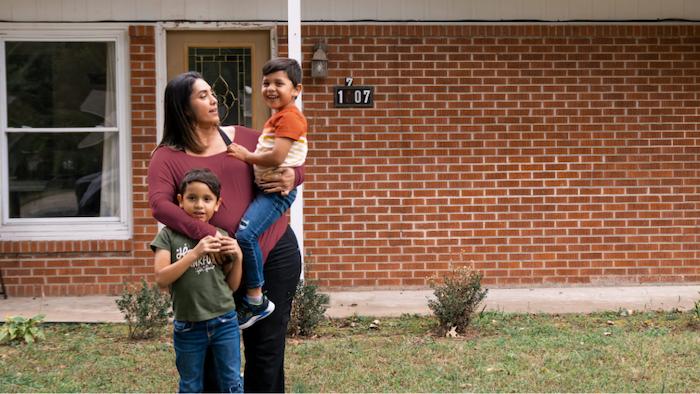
[336,88,373,106]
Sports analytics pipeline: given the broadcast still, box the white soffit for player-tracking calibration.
[1,0,698,22]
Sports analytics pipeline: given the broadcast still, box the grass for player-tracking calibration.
[0,324,176,392]
[1,311,699,392]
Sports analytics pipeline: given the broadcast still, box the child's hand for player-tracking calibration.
[227,143,252,162]
[193,235,221,257]
[218,235,242,264]
[209,231,230,265]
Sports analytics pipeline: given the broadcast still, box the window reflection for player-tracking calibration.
[6,41,116,128]
[8,132,119,218]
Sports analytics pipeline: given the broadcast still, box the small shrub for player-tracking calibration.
[690,293,700,329]
[428,266,488,336]
[115,279,172,340]
[0,314,46,345]
[288,280,330,337]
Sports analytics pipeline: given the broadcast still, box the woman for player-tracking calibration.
[148,71,302,392]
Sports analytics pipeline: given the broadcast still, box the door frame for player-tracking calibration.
[154,23,277,144]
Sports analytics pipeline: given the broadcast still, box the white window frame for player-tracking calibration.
[0,25,131,241]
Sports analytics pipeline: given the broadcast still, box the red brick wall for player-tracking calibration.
[281,24,700,288]
[1,24,699,296]
[0,26,158,296]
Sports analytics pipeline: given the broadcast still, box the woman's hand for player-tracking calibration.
[256,167,296,195]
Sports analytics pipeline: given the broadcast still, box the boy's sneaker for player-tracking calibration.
[237,295,275,330]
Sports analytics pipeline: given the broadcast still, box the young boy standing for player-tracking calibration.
[151,168,243,393]
[226,57,308,329]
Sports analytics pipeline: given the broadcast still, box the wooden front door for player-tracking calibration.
[166,30,271,131]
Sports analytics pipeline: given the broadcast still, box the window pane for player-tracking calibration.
[6,41,116,128]
[8,132,120,218]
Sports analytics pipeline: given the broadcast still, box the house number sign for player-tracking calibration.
[334,77,374,108]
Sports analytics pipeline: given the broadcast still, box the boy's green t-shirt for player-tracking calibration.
[150,227,236,322]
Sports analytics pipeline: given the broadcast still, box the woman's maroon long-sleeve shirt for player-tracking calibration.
[147,126,302,261]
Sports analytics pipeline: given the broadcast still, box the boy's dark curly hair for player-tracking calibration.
[262,57,302,87]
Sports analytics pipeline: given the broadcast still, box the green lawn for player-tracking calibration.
[1,311,699,392]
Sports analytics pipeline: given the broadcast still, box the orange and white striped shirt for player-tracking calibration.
[254,106,308,179]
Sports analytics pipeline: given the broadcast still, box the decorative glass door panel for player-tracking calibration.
[167,31,270,131]
[189,47,252,127]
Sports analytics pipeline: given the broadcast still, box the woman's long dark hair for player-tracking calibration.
[158,71,205,153]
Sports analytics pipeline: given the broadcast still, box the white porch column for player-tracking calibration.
[287,0,304,265]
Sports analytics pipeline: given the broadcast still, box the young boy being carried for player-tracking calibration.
[226,57,308,329]
[151,168,243,393]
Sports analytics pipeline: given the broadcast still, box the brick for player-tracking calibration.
[3,24,700,295]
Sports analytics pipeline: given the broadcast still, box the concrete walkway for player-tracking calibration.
[0,285,698,323]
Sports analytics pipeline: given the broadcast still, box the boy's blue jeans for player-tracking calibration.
[173,309,242,393]
[235,189,297,290]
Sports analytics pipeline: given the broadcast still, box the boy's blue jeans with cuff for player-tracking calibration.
[173,309,242,393]
[235,189,297,290]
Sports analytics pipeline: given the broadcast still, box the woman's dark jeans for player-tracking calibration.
[204,226,302,393]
